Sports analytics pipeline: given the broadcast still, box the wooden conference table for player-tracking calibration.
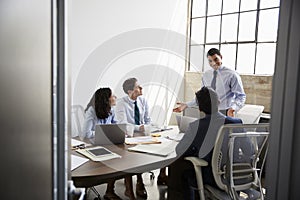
[71,126,180,188]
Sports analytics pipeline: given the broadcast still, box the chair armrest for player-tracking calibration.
[184,156,207,200]
[185,156,208,167]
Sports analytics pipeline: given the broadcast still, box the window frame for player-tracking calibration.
[186,0,280,74]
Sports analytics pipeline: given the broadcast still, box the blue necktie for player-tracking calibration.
[134,101,140,125]
[211,70,217,90]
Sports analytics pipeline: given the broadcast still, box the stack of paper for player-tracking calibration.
[128,141,177,157]
[71,138,91,149]
[125,136,161,145]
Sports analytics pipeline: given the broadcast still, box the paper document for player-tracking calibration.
[76,146,121,162]
[71,155,89,171]
[165,133,185,142]
[128,141,177,157]
[125,136,161,145]
[71,138,90,148]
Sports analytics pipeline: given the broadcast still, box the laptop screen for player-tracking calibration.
[94,124,126,145]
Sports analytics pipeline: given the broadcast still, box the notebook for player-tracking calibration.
[128,141,176,157]
[176,115,197,133]
[94,124,126,145]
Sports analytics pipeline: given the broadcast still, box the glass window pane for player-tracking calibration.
[238,11,257,41]
[204,45,220,71]
[255,43,276,74]
[207,0,222,16]
[189,45,205,72]
[206,16,221,43]
[220,44,236,70]
[260,0,280,9]
[192,0,206,17]
[240,0,258,11]
[223,0,239,14]
[258,8,279,42]
[221,14,238,42]
[191,18,206,44]
[236,44,256,74]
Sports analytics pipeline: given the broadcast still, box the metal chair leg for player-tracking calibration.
[88,187,101,200]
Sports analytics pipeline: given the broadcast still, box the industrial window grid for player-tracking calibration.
[186,0,280,74]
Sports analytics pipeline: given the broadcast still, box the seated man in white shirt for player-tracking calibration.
[115,77,167,199]
[115,78,151,132]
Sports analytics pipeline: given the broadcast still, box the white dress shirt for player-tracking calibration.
[187,65,246,111]
[115,95,151,131]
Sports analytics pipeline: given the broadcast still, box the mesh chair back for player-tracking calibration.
[212,124,269,193]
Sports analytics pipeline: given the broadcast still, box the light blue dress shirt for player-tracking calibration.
[81,106,117,139]
[115,96,151,131]
[187,65,246,111]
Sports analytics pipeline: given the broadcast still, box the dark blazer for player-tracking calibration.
[175,112,242,187]
[176,112,242,159]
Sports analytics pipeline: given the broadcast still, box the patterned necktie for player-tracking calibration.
[134,101,140,125]
[211,70,217,90]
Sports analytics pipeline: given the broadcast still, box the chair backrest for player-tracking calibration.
[71,105,85,138]
[211,123,269,193]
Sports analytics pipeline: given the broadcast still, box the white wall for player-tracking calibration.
[68,0,188,126]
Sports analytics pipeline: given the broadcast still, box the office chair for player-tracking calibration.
[185,123,269,200]
[71,105,85,138]
[71,105,102,199]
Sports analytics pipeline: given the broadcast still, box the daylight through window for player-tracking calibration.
[188,0,280,75]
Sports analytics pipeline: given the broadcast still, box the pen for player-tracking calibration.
[151,127,173,133]
[72,143,85,150]
[165,136,180,142]
[161,127,173,131]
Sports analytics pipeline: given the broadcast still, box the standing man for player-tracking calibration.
[173,48,246,117]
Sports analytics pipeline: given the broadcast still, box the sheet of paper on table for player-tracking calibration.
[71,155,89,171]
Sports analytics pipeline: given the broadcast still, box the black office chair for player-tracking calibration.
[185,123,269,200]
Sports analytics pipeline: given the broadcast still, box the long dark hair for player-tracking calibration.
[85,88,112,119]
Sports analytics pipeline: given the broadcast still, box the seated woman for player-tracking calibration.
[81,87,121,200]
[175,87,242,200]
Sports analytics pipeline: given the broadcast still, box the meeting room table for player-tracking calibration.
[71,126,180,188]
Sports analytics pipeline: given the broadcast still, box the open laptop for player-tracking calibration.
[94,124,126,145]
[176,115,197,133]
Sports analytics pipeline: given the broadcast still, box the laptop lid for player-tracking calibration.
[176,115,197,133]
[94,124,126,145]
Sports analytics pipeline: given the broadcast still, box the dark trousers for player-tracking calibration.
[182,169,197,200]
[168,157,217,200]
[182,166,217,200]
